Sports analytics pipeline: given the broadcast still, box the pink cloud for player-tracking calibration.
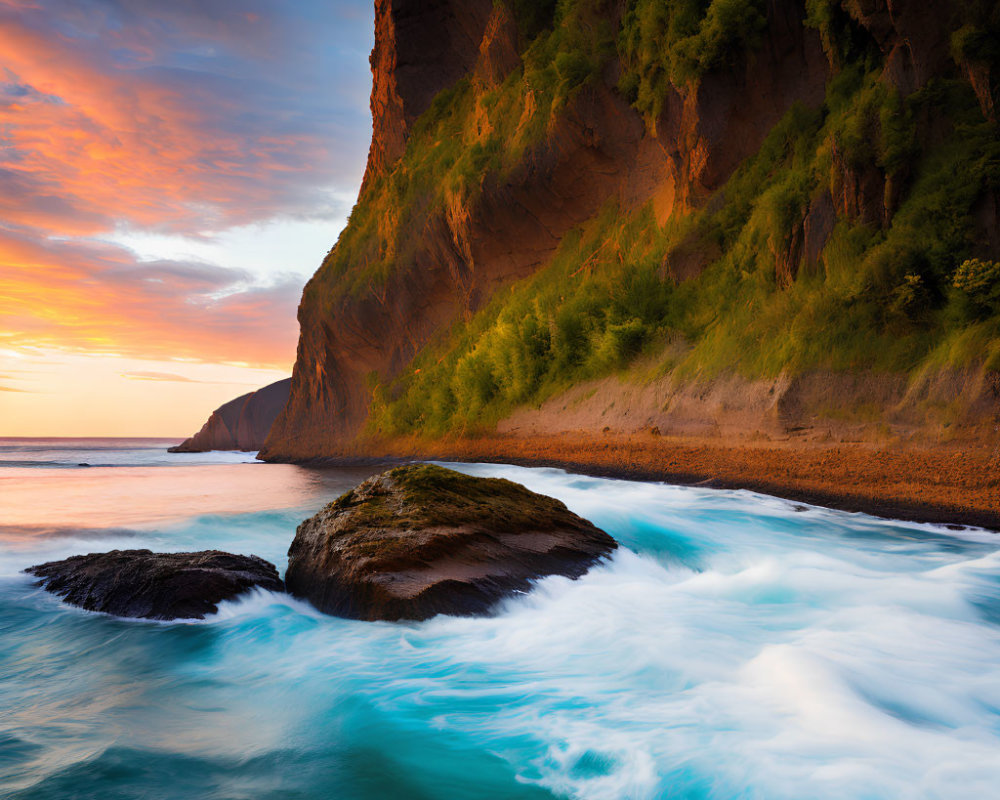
[0,1,372,370]
[0,17,335,235]
[0,228,300,368]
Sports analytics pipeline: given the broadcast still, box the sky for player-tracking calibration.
[0,0,375,436]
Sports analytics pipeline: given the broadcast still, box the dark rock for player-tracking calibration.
[802,191,836,277]
[962,59,996,122]
[973,190,1000,260]
[285,464,617,621]
[363,0,495,188]
[26,550,284,620]
[830,141,889,227]
[771,207,806,289]
[473,2,520,89]
[170,378,291,453]
[844,0,956,90]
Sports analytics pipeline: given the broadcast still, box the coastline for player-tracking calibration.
[273,434,1000,532]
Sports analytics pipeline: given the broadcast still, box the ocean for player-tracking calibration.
[1,438,999,799]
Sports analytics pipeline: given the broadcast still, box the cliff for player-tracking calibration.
[261,0,1000,467]
[171,378,291,453]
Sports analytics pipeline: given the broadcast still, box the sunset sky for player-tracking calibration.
[0,0,374,436]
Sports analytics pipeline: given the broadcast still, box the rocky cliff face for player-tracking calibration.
[172,378,291,453]
[362,0,496,188]
[262,0,1000,460]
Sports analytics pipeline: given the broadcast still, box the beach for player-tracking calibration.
[369,433,1000,530]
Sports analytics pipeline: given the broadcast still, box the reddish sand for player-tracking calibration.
[365,434,1000,531]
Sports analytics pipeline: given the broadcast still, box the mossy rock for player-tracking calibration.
[285,464,617,621]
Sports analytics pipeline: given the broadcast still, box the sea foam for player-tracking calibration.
[2,454,998,799]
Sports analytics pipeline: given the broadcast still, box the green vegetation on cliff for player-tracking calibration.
[306,1,613,306]
[302,0,1000,440]
[618,0,768,119]
[371,85,999,435]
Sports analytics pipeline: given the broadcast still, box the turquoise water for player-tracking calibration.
[2,440,1000,799]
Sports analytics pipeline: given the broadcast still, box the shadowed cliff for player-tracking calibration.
[171,378,291,453]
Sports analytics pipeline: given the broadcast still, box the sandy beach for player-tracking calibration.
[367,433,1000,531]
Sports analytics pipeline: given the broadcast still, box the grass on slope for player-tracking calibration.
[366,67,1000,437]
[296,0,1000,439]
[303,0,614,310]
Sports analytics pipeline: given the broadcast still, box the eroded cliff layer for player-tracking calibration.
[263,0,1000,462]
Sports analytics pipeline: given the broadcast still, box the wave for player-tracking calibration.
[1,462,999,798]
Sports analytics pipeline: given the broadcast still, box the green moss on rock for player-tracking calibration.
[285,464,617,621]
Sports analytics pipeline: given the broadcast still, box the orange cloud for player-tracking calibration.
[0,0,371,422]
[0,17,333,235]
[0,228,299,369]
[121,371,199,382]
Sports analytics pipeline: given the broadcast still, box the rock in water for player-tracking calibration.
[26,550,284,620]
[285,464,617,621]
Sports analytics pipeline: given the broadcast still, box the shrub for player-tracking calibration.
[953,258,1000,317]
[951,24,999,66]
[593,318,648,369]
[890,273,930,319]
[618,0,767,122]
[555,50,594,87]
[672,0,767,82]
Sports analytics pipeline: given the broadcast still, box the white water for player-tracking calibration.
[2,446,999,799]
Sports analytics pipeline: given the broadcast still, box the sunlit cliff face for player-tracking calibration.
[0,0,374,435]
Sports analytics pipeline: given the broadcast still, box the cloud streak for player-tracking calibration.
[0,226,301,367]
[121,371,198,382]
[0,0,372,236]
[120,370,258,385]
